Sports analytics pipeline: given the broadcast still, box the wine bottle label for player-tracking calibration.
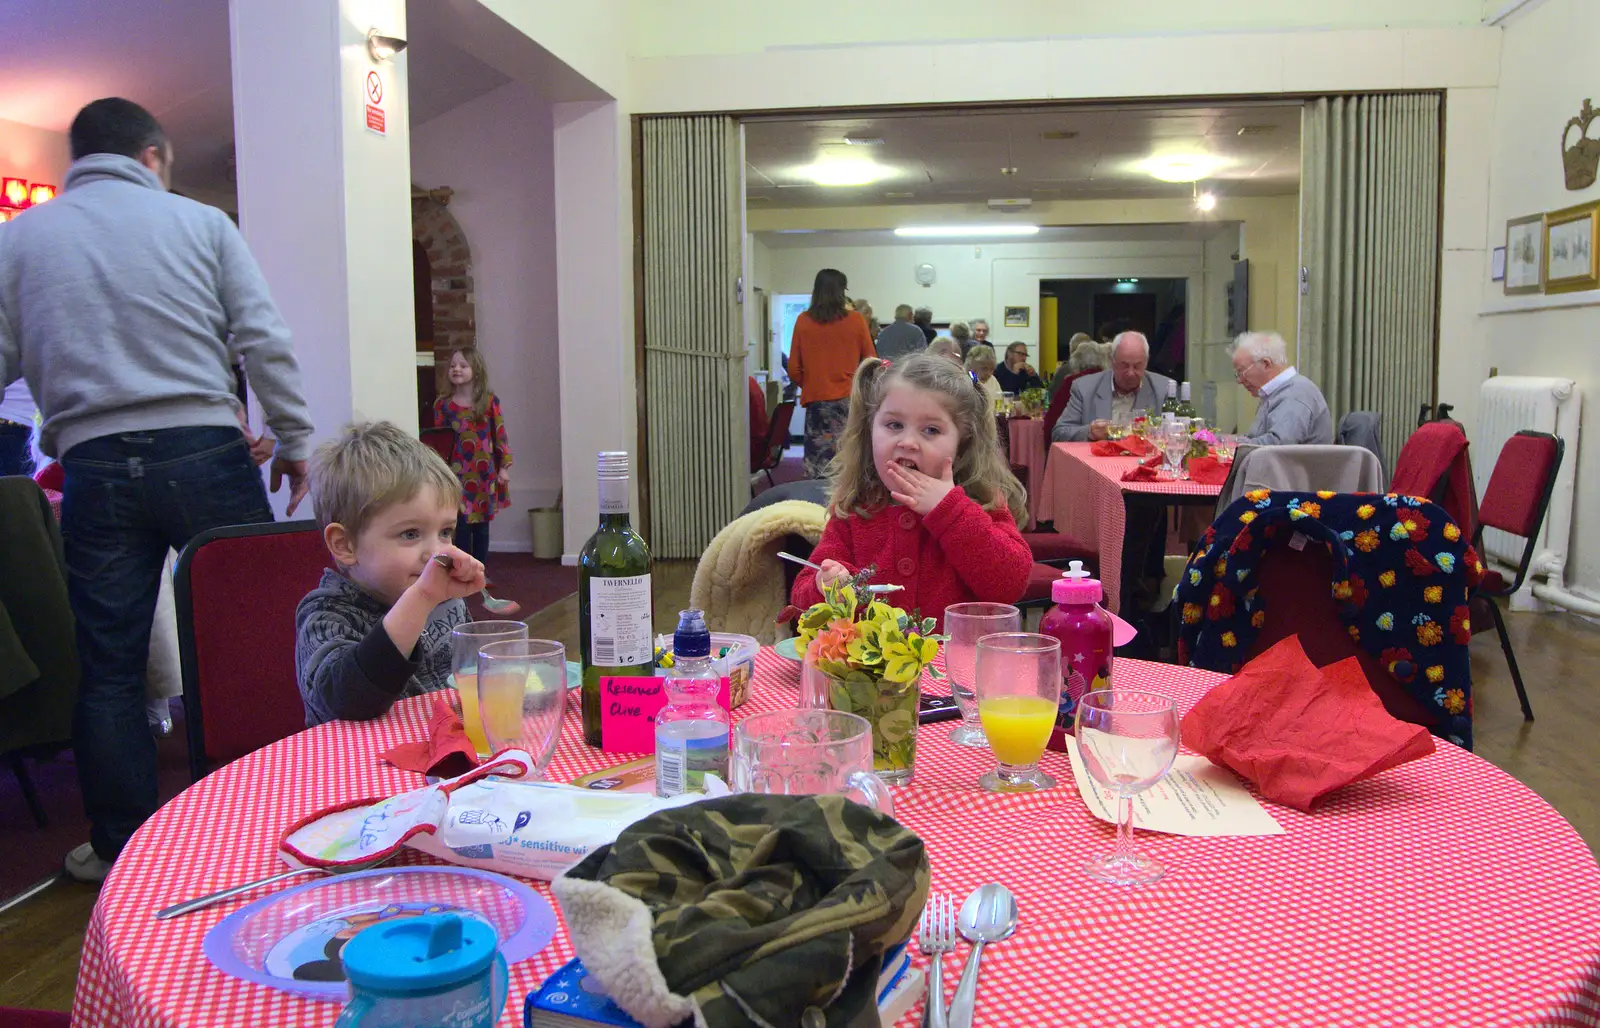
[588,574,653,666]
[598,476,631,515]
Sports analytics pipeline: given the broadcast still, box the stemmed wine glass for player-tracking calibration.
[975,632,1062,792]
[476,639,567,778]
[943,603,1022,747]
[1074,690,1180,885]
[1160,419,1191,479]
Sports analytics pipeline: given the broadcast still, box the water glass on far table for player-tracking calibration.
[450,621,528,760]
[1074,690,1180,886]
[943,603,1022,748]
[975,632,1062,792]
[1160,420,1191,480]
[476,639,566,777]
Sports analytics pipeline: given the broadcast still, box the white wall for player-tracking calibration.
[0,117,69,192]
[1479,0,1600,592]
[412,80,562,551]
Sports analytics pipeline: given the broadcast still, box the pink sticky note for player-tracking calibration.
[598,676,731,753]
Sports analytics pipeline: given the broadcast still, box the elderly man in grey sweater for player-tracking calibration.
[1231,331,1334,446]
[0,98,313,883]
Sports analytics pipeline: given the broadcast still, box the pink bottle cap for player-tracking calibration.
[1051,560,1103,604]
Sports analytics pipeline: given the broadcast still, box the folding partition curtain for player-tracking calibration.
[640,116,746,558]
[1299,93,1441,471]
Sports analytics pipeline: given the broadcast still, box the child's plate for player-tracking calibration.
[203,866,555,1000]
[773,637,803,663]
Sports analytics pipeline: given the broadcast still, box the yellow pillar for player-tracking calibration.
[1040,295,1060,377]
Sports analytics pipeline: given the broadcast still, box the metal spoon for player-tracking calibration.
[432,553,520,614]
[154,854,392,920]
[776,552,905,594]
[946,883,1019,1028]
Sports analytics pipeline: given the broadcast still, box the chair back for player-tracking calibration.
[748,377,768,468]
[1475,431,1564,589]
[754,400,795,474]
[175,521,329,780]
[1336,411,1385,468]
[1239,444,1384,495]
[419,427,455,464]
[1390,420,1477,538]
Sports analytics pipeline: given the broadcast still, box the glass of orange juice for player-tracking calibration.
[975,632,1062,792]
[451,621,527,759]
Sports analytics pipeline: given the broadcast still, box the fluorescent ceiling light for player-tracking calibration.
[799,158,887,187]
[893,225,1041,238]
[843,136,885,146]
[1139,154,1228,183]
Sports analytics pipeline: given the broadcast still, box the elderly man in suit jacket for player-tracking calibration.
[1051,331,1174,442]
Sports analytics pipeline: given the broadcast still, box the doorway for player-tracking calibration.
[1040,277,1189,381]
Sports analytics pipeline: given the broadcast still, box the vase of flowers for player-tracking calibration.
[783,569,944,784]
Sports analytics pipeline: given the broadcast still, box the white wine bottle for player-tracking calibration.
[579,452,653,747]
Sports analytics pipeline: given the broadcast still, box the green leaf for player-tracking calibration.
[876,708,914,743]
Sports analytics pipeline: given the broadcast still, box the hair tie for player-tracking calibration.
[880,358,891,369]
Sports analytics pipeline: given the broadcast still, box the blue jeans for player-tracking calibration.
[455,514,490,566]
[61,427,273,860]
[0,422,33,477]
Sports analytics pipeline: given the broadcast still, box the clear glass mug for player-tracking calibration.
[476,639,567,777]
[731,709,894,816]
[943,602,1022,748]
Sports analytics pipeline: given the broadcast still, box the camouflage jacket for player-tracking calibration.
[550,793,929,1028]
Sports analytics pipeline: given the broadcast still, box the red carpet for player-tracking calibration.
[0,555,577,903]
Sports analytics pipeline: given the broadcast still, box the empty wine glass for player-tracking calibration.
[975,632,1062,792]
[476,639,567,778]
[451,621,528,759]
[1160,420,1190,480]
[943,603,1022,747]
[1074,690,1180,886]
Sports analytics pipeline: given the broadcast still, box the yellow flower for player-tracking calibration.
[1378,570,1397,588]
[1423,586,1443,604]
[1426,665,1445,683]
[1357,504,1376,520]
[1317,490,1336,499]
[1443,523,1461,542]
[1245,489,1270,503]
[1239,511,1257,524]
[1221,631,1238,648]
[1347,624,1361,641]
[1442,688,1466,714]
[1214,558,1228,577]
[1332,580,1353,600]
[1182,603,1202,624]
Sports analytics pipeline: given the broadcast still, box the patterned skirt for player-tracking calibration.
[802,398,851,478]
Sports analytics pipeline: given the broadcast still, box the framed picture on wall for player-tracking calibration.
[1544,200,1600,294]
[1003,305,1030,328]
[1503,213,1543,295]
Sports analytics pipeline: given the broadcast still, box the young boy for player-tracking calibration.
[296,421,488,726]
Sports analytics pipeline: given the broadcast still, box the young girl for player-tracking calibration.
[433,346,512,569]
[791,353,1032,631]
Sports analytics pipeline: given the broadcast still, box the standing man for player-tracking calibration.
[1052,331,1173,442]
[1231,331,1333,445]
[912,306,937,344]
[0,98,314,883]
[874,304,927,362]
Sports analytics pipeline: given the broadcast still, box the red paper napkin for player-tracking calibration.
[1180,635,1436,812]
[380,691,482,778]
[1186,455,1231,486]
[1090,437,1153,457]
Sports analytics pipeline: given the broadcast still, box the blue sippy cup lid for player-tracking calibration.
[341,912,498,992]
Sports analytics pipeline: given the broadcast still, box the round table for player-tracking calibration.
[74,653,1600,1027]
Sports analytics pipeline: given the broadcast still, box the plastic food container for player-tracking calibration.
[653,632,759,709]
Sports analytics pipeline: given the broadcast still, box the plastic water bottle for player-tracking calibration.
[655,609,729,797]
[1038,561,1115,733]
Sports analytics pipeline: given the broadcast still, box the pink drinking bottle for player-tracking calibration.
[1039,561,1114,748]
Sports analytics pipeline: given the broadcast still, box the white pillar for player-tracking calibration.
[230,0,417,503]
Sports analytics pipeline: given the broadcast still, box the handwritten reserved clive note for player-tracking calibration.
[1067,744,1285,838]
[597,676,731,753]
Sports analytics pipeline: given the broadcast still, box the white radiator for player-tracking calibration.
[1475,376,1579,605]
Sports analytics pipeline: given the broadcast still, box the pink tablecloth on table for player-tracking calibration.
[1035,441,1222,611]
[1006,417,1047,527]
[74,655,1600,1028]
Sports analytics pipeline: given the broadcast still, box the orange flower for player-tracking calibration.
[1357,504,1377,520]
[1443,522,1461,542]
[1423,585,1443,604]
[1416,620,1443,647]
[1317,490,1336,499]
[1426,665,1445,683]
[1378,570,1397,588]
[1442,688,1466,714]
[1182,603,1202,624]
[1354,530,1381,553]
[1251,609,1266,629]
[1347,624,1361,641]
[1300,501,1322,519]
[1221,631,1238,648]
[813,618,858,663]
[1245,489,1270,503]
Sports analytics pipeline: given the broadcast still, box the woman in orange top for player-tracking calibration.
[788,268,876,477]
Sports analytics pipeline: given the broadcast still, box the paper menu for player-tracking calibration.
[1067,745,1285,837]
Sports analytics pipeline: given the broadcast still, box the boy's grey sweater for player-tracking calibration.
[296,569,469,727]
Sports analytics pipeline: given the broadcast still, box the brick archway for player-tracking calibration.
[412,191,475,398]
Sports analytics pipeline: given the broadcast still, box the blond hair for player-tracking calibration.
[827,354,1027,525]
[448,346,494,417]
[310,421,461,539]
[964,343,997,372]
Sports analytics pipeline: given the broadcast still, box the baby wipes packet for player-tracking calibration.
[410,775,729,880]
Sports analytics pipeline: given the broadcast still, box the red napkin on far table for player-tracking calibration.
[1180,636,1436,812]
[1090,437,1153,457]
[1186,455,1231,486]
[380,691,482,778]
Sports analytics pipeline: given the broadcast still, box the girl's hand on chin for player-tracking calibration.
[884,456,955,516]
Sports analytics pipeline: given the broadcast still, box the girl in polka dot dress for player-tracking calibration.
[434,346,512,570]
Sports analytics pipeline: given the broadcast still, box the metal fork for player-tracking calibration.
[918,892,957,1028]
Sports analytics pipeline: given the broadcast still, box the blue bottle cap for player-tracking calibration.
[674,608,711,658]
[341,913,498,993]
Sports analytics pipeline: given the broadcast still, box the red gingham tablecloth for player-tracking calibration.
[74,653,1600,1028]
[1036,442,1222,611]
[1006,417,1047,529]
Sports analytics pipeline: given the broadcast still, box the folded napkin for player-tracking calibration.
[1185,454,1231,486]
[1090,437,1152,457]
[1180,635,1435,812]
[552,794,929,1028]
[380,690,481,778]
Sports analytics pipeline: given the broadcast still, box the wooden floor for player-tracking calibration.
[5,560,1598,1014]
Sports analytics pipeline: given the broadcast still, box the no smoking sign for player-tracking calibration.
[364,70,386,136]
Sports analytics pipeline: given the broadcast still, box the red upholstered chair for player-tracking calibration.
[31,461,63,492]
[0,1008,71,1028]
[753,400,796,487]
[419,427,455,465]
[1472,430,1564,721]
[1043,370,1091,442]
[1390,421,1478,540]
[748,377,769,469]
[175,521,330,781]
